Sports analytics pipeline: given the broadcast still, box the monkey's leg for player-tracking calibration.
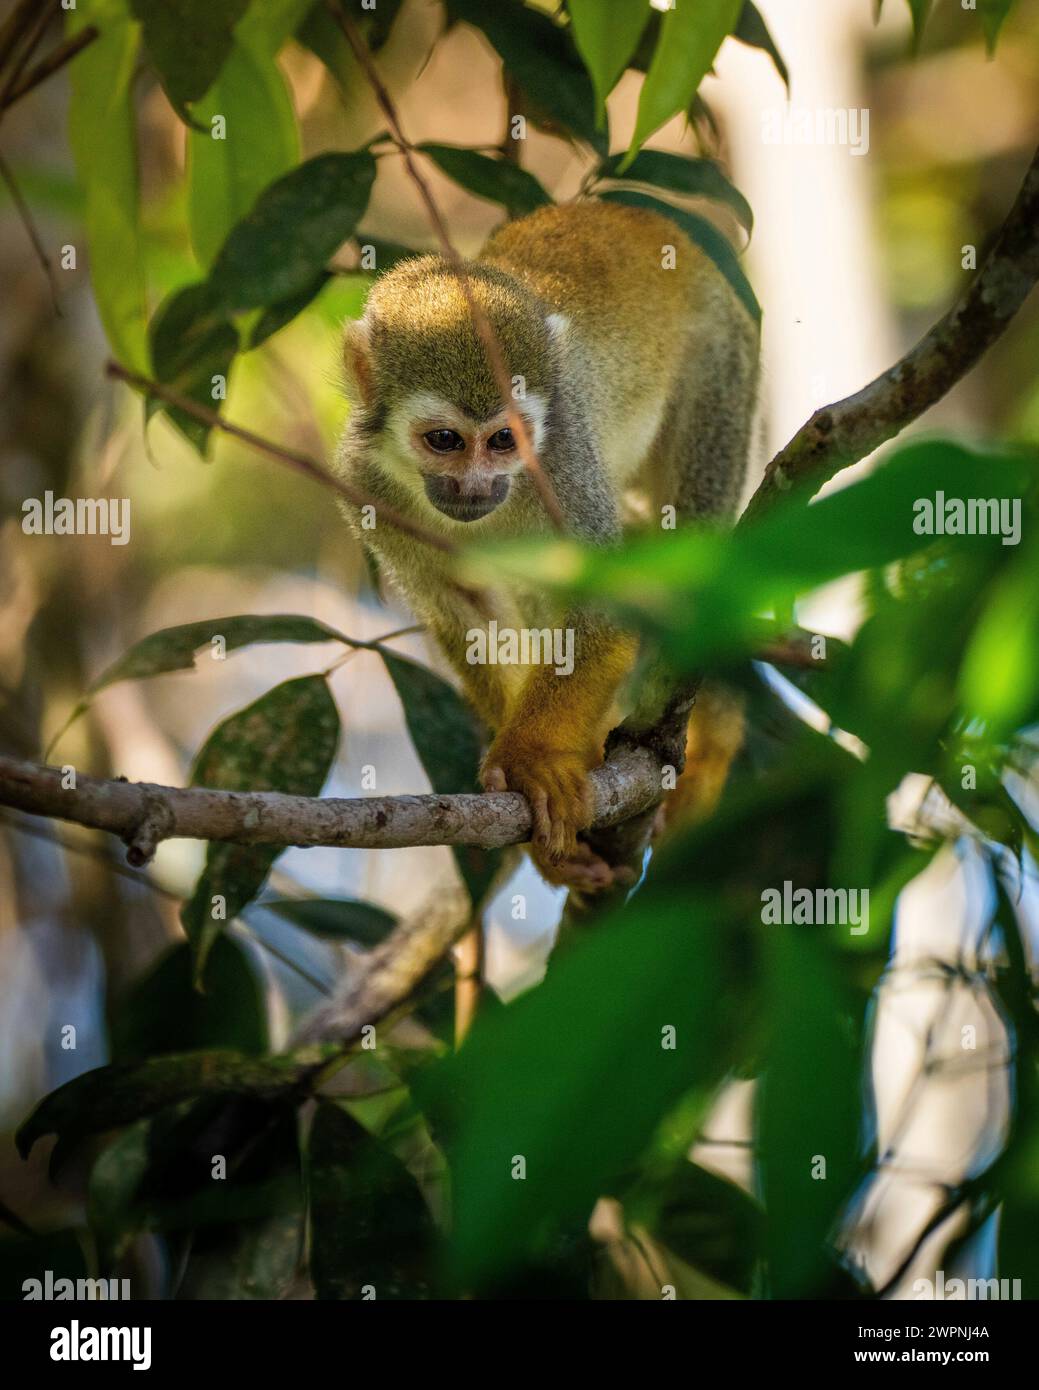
[480,614,638,869]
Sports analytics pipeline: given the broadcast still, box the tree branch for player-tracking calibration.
[0,745,663,861]
[741,141,1039,522]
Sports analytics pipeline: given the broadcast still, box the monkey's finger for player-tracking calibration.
[527,785,552,849]
[481,764,508,793]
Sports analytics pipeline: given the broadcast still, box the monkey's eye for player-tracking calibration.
[423,429,465,453]
[487,427,515,452]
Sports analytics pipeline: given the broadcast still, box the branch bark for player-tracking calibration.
[741,141,1039,523]
[0,745,663,859]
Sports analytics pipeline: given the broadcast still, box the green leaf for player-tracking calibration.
[111,936,268,1062]
[414,890,737,1287]
[235,0,314,53]
[209,152,377,312]
[247,270,332,347]
[599,150,753,233]
[733,1,789,89]
[625,0,743,163]
[906,0,934,50]
[467,440,1033,675]
[181,676,341,982]
[758,928,864,1296]
[17,1046,335,1161]
[353,235,420,275]
[296,0,405,88]
[625,1159,763,1294]
[380,652,500,906]
[446,0,603,152]
[148,281,238,451]
[959,552,1039,735]
[978,0,1017,53]
[67,2,149,371]
[418,144,552,217]
[187,37,300,269]
[600,189,760,321]
[567,0,650,115]
[266,898,398,947]
[307,1100,435,1299]
[51,613,347,749]
[129,0,250,126]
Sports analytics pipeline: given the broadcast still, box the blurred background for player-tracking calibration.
[0,0,1037,1295]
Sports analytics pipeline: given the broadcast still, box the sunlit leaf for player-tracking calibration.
[67,2,149,371]
[187,38,300,268]
[625,0,743,164]
[567,0,650,115]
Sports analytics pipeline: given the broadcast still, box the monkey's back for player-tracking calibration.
[481,200,750,484]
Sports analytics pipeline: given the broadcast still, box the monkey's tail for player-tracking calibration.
[654,678,746,836]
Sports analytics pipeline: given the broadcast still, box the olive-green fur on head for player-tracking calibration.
[353,257,554,421]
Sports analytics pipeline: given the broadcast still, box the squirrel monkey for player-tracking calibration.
[338,200,758,890]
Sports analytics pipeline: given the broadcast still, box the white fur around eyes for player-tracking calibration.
[386,392,550,455]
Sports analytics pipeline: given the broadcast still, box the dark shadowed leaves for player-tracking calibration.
[307,1100,435,1298]
[381,651,500,904]
[599,150,753,234]
[111,936,268,1062]
[446,0,602,152]
[181,676,340,981]
[129,0,250,125]
[148,281,239,452]
[16,1047,335,1163]
[209,152,377,312]
[413,888,738,1288]
[757,928,865,1297]
[266,897,398,947]
[419,144,551,216]
[734,1,789,88]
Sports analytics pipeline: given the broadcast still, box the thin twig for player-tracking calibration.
[0,0,59,106]
[325,0,567,533]
[105,361,454,555]
[0,148,60,314]
[0,25,98,113]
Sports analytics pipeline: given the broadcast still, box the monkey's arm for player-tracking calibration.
[480,614,638,865]
[478,368,638,872]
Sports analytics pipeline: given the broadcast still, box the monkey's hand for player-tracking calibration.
[480,733,594,865]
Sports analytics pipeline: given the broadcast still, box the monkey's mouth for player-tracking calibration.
[422,474,510,522]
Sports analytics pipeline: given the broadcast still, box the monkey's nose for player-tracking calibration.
[423,472,510,521]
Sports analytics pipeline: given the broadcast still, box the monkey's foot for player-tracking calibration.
[480,741,593,863]
[531,840,637,893]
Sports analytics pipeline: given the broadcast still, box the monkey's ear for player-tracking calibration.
[342,317,376,408]
[546,312,571,347]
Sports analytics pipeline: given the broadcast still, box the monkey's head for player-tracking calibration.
[342,257,563,525]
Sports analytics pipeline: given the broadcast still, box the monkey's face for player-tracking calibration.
[382,394,547,525]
